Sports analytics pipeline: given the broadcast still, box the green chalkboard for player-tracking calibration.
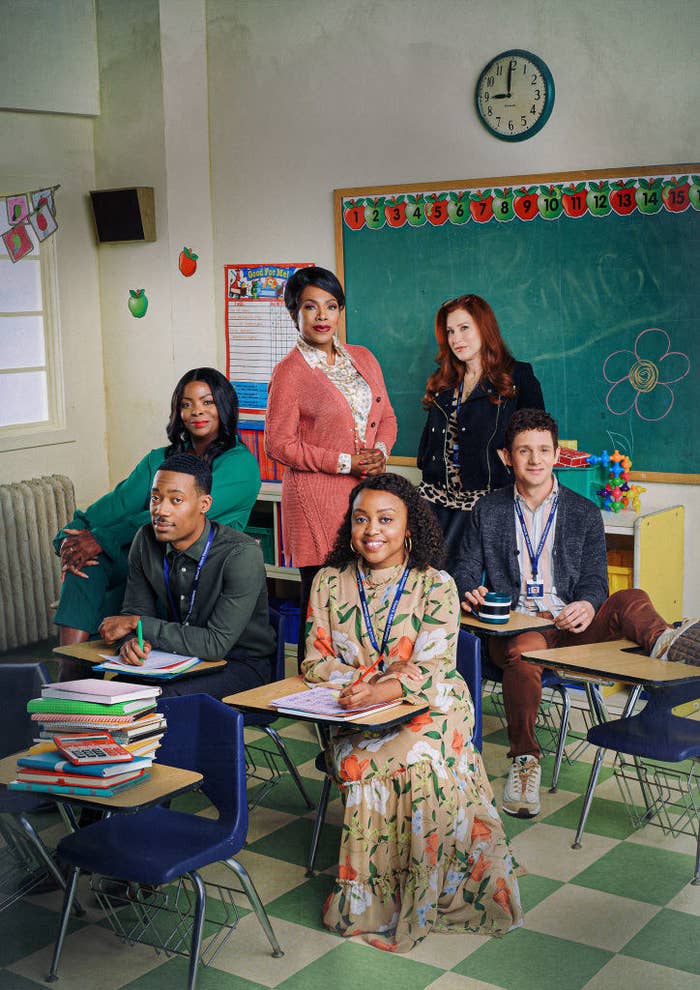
[336,166,699,481]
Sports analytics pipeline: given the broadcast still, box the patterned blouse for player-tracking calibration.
[296,336,387,472]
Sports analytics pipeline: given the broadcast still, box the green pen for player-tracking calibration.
[137,619,144,652]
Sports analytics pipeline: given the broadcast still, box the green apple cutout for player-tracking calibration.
[690,175,700,211]
[537,185,562,220]
[364,196,386,229]
[492,188,515,222]
[635,177,663,215]
[447,191,470,225]
[128,289,148,318]
[406,194,427,227]
[586,180,611,217]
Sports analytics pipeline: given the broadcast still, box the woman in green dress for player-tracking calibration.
[54,368,260,676]
[302,473,523,951]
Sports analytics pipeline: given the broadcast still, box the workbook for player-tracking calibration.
[270,686,403,719]
[96,650,200,676]
[41,680,161,705]
[8,771,150,798]
[27,697,157,717]
[14,767,147,789]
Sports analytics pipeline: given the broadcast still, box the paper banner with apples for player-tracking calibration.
[342,173,699,230]
[0,184,60,261]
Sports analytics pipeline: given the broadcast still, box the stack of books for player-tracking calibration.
[9,680,165,798]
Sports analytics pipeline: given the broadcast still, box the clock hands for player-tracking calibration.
[492,61,514,99]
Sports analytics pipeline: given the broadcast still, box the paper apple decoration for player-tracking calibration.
[561,182,588,218]
[128,289,148,318]
[537,185,563,220]
[364,197,386,230]
[179,247,198,277]
[492,188,515,222]
[609,179,637,216]
[425,194,449,226]
[469,190,494,223]
[661,176,690,213]
[343,198,365,230]
[586,181,611,217]
[447,191,470,225]
[384,196,407,228]
[406,194,426,227]
[512,186,538,221]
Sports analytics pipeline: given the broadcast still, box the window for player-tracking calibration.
[0,229,64,433]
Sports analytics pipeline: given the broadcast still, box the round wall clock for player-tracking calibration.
[475,50,555,142]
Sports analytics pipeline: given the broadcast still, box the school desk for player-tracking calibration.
[53,639,227,682]
[224,674,428,731]
[521,640,700,846]
[0,751,202,814]
[460,611,554,636]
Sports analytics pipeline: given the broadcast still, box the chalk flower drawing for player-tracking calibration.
[603,328,690,422]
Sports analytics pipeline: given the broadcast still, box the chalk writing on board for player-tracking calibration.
[603,328,691,423]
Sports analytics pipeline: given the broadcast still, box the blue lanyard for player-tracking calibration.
[356,565,410,666]
[514,494,558,581]
[163,525,215,626]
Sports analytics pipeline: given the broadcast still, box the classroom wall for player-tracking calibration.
[206,0,699,612]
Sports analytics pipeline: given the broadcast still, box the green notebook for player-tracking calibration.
[27,697,157,716]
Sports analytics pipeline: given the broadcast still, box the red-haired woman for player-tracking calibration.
[417,295,544,571]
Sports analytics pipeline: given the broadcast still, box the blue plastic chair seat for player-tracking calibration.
[57,807,243,886]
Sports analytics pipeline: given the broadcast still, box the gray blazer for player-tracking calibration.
[453,484,608,610]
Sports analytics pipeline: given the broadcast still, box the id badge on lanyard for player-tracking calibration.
[514,496,558,600]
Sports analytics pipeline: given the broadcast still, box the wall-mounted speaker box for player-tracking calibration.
[89,186,156,243]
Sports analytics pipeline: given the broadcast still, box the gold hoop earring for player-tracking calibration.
[404,535,412,555]
[350,539,359,556]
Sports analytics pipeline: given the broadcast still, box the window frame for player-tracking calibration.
[0,232,68,450]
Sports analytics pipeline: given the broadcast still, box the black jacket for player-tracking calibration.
[417,361,544,492]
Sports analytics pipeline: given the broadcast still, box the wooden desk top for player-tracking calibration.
[0,752,202,812]
[225,675,428,730]
[522,639,700,687]
[53,640,226,680]
[461,611,554,636]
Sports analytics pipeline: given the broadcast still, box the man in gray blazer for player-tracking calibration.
[454,408,698,819]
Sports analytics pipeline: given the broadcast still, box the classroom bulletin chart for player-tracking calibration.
[335,165,699,481]
[225,263,312,414]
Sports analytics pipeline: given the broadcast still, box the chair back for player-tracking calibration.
[268,607,286,680]
[456,630,483,752]
[156,694,247,831]
[0,662,51,759]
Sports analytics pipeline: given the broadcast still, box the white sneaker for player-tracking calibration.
[651,618,700,664]
[503,756,541,818]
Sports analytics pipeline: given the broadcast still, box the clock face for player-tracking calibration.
[476,50,554,142]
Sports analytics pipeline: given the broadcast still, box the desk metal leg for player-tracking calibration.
[186,871,206,990]
[573,683,645,850]
[549,683,571,793]
[47,866,80,981]
[693,828,700,886]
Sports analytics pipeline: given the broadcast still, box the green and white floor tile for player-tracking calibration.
[1,680,699,990]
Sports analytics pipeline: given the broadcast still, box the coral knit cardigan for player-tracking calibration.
[265,344,397,567]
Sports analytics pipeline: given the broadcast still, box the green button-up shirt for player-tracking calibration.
[122,519,275,662]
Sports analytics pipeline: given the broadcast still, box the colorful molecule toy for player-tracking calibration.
[588,449,645,512]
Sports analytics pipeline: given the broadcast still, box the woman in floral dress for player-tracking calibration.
[302,473,523,951]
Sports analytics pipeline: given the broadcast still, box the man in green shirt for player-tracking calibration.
[99,453,275,698]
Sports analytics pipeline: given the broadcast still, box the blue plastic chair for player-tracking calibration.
[573,678,700,883]
[304,627,484,876]
[47,694,283,989]
[241,608,314,810]
[0,662,81,913]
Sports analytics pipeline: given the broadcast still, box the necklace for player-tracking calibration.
[358,559,407,589]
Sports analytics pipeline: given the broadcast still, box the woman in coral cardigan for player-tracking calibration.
[265,266,397,665]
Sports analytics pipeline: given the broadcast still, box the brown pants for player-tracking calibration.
[489,589,669,758]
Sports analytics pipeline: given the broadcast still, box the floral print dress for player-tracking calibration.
[302,562,524,952]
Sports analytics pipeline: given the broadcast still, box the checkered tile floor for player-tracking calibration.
[1,670,698,990]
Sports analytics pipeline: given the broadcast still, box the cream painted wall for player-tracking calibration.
[206,0,699,611]
[94,0,217,486]
[0,110,109,506]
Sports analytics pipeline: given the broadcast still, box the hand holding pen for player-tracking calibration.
[338,654,384,708]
